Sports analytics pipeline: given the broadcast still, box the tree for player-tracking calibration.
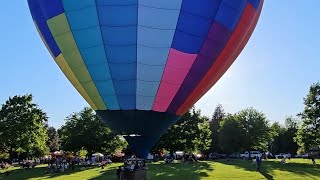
[236,108,272,151]
[296,82,320,151]
[153,108,211,153]
[269,121,284,154]
[283,116,299,155]
[0,94,49,159]
[58,107,127,156]
[210,104,225,152]
[218,108,272,154]
[47,127,60,152]
[269,117,300,155]
[218,114,244,153]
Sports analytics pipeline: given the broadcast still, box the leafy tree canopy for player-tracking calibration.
[153,108,211,153]
[58,107,127,156]
[219,108,272,153]
[0,94,49,159]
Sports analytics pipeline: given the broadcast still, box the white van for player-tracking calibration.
[240,151,262,159]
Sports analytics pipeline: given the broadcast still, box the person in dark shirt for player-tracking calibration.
[256,156,262,172]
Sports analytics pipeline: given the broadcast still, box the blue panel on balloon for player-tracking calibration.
[136,96,155,110]
[215,0,247,31]
[97,5,137,26]
[117,96,136,110]
[27,0,41,20]
[72,27,102,49]
[102,27,137,46]
[96,0,137,5]
[113,80,136,95]
[63,0,96,11]
[95,81,117,95]
[97,1,138,110]
[172,10,214,53]
[138,6,180,29]
[137,46,169,65]
[81,46,107,65]
[86,65,111,81]
[106,46,136,63]
[27,0,61,57]
[176,11,212,37]
[64,6,99,29]
[181,0,222,18]
[38,0,64,19]
[139,0,182,9]
[172,31,205,53]
[101,95,119,110]
[63,1,119,109]
[248,0,261,10]
[109,63,136,81]
[137,64,164,81]
[137,81,160,96]
[138,27,174,47]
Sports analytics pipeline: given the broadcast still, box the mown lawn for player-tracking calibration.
[1,159,319,180]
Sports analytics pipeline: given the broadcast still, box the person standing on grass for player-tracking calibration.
[256,156,262,172]
[311,156,316,164]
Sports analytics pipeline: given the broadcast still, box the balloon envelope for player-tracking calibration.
[28,0,263,157]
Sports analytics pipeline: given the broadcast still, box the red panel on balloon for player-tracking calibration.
[177,2,263,115]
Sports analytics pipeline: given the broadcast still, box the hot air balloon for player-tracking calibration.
[28,0,264,157]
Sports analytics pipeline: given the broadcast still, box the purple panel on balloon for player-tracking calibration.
[167,22,231,113]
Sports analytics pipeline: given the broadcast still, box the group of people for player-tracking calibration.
[20,160,37,169]
[116,156,147,179]
[46,157,77,173]
[164,152,198,164]
[0,161,10,170]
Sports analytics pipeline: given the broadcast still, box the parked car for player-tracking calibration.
[228,153,240,159]
[275,153,291,159]
[301,153,309,158]
[209,152,219,160]
[209,153,227,160]
[240,151,262,159]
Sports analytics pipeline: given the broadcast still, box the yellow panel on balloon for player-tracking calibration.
[55,54,97,110]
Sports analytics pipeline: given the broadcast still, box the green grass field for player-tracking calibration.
[1,159,319,180]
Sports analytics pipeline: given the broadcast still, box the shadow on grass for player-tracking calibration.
[89,161,214,180]
[149,161,214,179]
[218,159,320,180]
[0,165,97,180]
[88,166,119,180]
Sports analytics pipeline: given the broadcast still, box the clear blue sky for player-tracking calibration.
[0,1,319,128]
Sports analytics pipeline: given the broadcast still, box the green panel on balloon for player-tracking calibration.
[62,49,85,69]
[47,13,106,110]
[47,14,70,36]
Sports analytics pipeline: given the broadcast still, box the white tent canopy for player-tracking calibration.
[92,153,104,157]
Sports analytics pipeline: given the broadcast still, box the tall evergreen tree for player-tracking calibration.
[296,82,320,151]
[210,104,225,152]
[47,127,60,152]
